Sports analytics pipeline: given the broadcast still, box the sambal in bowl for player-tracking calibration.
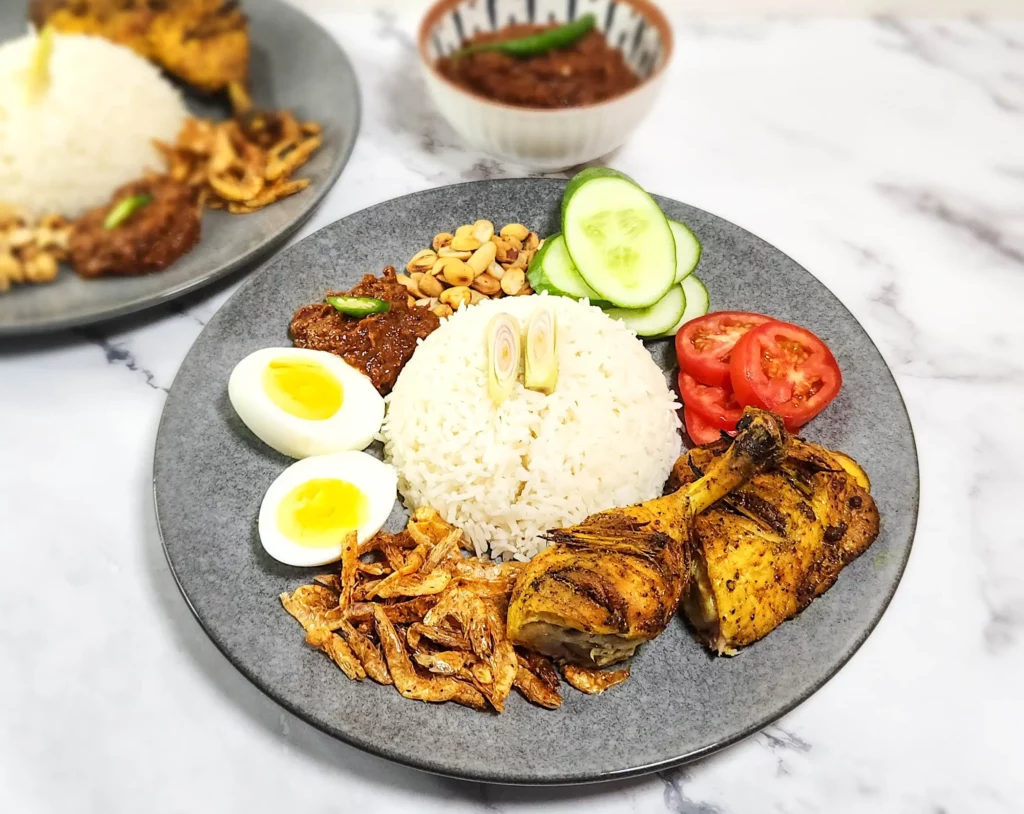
[418,0,673,171]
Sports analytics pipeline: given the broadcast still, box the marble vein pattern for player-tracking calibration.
[1,6,1022,813]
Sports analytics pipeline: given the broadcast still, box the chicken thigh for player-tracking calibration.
[670,436,880,654]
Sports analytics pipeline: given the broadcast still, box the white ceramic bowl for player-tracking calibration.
[418,0,673,171]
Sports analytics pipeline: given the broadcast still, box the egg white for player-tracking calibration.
[258,451,398,567]
[228,347,384,459]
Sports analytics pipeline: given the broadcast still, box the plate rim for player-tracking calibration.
[153,177,920,785]
[0,0,362,338]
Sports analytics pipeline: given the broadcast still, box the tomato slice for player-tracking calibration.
[730,320,842,428]
[675,311,773,388]
[684,407,724,446]
[678,372,744,431]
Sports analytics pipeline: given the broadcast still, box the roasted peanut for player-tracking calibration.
[0,206,21,230]
[25,253,58,283]
[8,228,33,250]
[500,223,529,242]
[466,240,497,275]
[396,220,540,310]
[442,258,474,287]
[500,268,526,296]
[470,272,501,296]
[440,285,472,309]
[49,227,71,251]
[0,253,20,287]
[493,238,512,264]
[396,272,415,289]
[406,248,437,273]
[417,273,444,298]
[450,234,481,252]
[407,295,416,308]
[6,258,26,284]
[471,219,494,244]
[33,228,53,249]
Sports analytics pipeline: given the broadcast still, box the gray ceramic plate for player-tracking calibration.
[0,0,359,337]
[154,179,918,785]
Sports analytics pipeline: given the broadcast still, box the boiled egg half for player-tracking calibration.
[229,347,383,459]
[258,451,398,567]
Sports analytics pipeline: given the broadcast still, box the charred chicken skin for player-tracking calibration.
[669,434,880,655]
[507,409,788,667]
[30,0,249,93]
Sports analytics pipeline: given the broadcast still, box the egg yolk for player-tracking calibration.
[277,478,369,548]
[263,358,343,421]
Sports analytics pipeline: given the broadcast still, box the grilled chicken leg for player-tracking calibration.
[30,0,250,93]
[507,409,788,667]
[671,435,880,654]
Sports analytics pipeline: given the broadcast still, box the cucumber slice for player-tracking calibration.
[655,275,710,338]
[561,168,676,309]
[527,233,603,302]
[669,220,702,283]
[605,283,687,338]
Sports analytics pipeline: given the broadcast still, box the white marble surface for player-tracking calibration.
[2,6,1023,813]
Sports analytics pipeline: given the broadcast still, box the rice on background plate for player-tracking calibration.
[0,30,188,218]
[383,295,681,561]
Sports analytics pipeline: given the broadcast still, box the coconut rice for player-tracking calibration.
[382,295,681,561]
[0,31,188,218]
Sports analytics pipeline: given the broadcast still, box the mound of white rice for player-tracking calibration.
[0,31,188,218]
[383,295,681,561]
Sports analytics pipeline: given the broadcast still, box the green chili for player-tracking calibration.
[103,194,152,230]
[452,14,596,60]
[326,295,392,317]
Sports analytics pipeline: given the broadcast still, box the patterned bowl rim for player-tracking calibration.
[417,0,674,113]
